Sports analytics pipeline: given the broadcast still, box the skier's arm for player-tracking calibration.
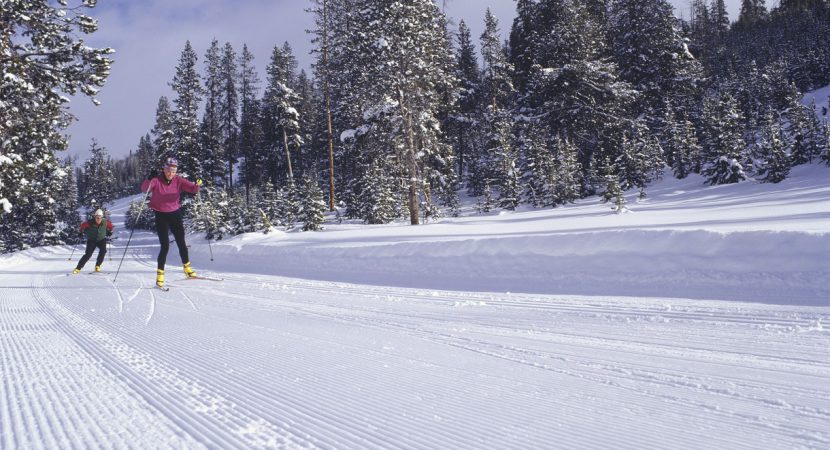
[179,177,201,195]
[140,177,157,193]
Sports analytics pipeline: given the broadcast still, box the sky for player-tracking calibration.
[64,0,753,161]
[2,159,828,448]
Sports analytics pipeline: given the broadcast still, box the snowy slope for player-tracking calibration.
[189,165,830,306]
[1,165,828,448]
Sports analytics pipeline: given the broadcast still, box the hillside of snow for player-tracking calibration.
[1,164,828,449]
[180,164,830,306]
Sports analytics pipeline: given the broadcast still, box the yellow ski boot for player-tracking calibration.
[156,269,165,288]
[72,268,80,275]
[183,262,197,278]
[94,265,101,272]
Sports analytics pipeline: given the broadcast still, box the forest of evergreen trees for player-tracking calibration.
[2,0,830,253]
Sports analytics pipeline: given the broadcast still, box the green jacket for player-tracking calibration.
[80,219,113,242]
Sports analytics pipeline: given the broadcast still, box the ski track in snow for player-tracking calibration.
[1,249,828,449]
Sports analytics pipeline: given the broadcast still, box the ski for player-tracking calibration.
[180,275,223,282]
[155,285,170,292]
[88,272,108,275]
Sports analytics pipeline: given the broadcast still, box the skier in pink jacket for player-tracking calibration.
[140,156,202,288]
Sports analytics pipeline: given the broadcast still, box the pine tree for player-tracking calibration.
[756,116,790,183]
[600,159,627,213]
[80,140,116,211]
[663,103,703,178]
[201,39,226,186]
[476,10,519,210]
[171,41,203,179]
[609,0,704,120]
[354,157,402,224]
[308,0,339,211]
[736,0,768,28]
[220,42,239,190]
[294,69,320,180]
[330,0,457,225]
[712,0,730,36]
[300,176,326,231]
[509,0,538,92]
[556,135,582,204]
[452,20,480,178]
[237,44,263,202]
[151,96,176,166]
[520,122,557,207]
[1,0,113,253]
[785,101,823,165]
[701,93,748,185]
[263,43,302,183]
[55,158,82,245]
[278,182,300,230]
[615,122,664,192]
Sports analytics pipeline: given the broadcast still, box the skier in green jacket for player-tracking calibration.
[71,209,113,274]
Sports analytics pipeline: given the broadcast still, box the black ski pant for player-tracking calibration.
[154,209,189,271]
[76,239,107,270]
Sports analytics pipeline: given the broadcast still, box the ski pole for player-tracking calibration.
[113,190,152,283]
[201,184,214,262]
[68,245,76,261]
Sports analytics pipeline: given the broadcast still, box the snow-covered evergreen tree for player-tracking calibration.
[556,135,582,204]
[80,140,116,211]
[54,158,82,245]
[736,0,768,28]
[1,0,113,253]
[237,44,263,202]
[615,122,664,192]
[171,41,203,179]
[474,10,519,210]
[220,42,239,191]
[756,116,790,183]
[278,182,300,230]
[151,96,176,167]
[785,101,823,165]
[263,43,302,183]
[609,0,704,121]
[701,93,748,185]
[451,20,480,178]
[662,103,703,179]
[300,176,326,231]
[821,121,830,166]
[600,158,627,213]
[520,122,557,208]
[200,39,226,186]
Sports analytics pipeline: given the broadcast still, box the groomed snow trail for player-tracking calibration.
[1,245,828,449]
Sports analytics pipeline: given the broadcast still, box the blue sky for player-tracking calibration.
[65,0,750,161]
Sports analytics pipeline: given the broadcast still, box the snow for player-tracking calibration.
[1,164,829,448]
[802,82,830,125]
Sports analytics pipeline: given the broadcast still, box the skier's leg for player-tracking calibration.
[75,240,96,270]
[155,211,171,270]
[94,240,107,267]
[169,210,189,265]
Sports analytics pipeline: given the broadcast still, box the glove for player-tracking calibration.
[106,230,112,237]
[147,170,157,180]
[196,178,203,186]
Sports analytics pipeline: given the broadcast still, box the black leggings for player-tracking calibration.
[76,240,107,270]
[154,209,189,270]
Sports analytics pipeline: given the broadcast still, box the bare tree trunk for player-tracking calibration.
[399,91,420,225]
[322,0,336,211]
[282,129,294,180]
